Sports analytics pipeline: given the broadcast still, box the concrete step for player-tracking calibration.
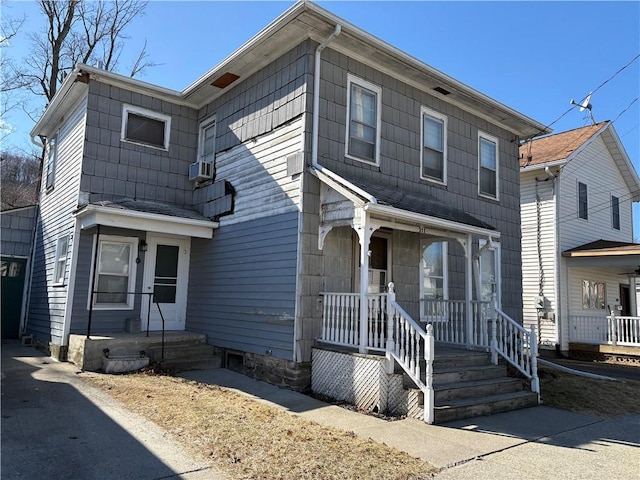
[434,390,539,423]
[148,343,216,361]
[434,377,526,403]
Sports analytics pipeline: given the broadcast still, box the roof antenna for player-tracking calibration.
[570,92,596,125]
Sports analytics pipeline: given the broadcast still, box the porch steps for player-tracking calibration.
[146,335,222,372]
[403,348,538,423]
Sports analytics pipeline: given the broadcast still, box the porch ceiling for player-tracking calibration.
[75,200,218,238]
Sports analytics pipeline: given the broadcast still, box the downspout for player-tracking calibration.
[86,224,101,338]
[311,24,341,170]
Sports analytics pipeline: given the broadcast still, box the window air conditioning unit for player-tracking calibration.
[189,160,212,181]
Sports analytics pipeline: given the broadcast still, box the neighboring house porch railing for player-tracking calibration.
[570,313,640,347]
[319,287,539,423]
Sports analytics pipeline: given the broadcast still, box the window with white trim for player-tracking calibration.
[611,195,620,230]
[345,75,381,164]
[45,136,57,190]
[578,182,588,220]
[478,133,499,199]
[420,241,448,320]
[121,104,171,150]
[53,235,69,285]
[479,240,500,304]
[198,117,216,165]
[421,107,447,183]
[90,236,137,309]
[582,280,605,309]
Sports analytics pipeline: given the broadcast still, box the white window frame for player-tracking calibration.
[52,234,70,286]
[420,107,447,184]
[478,132,499,200]
[87,235,138,310]
[420,240,448,321]
[611,195,620,230]
[345,74,382,165]
[479,239,501,306]
[582,280,606,310]
[121,104,171,150]
[197,116,216,165]
[45,136,57,191]
[577,181,588,220]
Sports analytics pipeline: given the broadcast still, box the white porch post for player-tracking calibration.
[356,209,372,354]
[465,233,473,349]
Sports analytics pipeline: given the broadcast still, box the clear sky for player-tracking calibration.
[4,1,639,237]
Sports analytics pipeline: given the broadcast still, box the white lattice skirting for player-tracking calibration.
[311,348,409,415]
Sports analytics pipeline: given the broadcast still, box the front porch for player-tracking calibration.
[313,286,540,424]
[569,313,640,364]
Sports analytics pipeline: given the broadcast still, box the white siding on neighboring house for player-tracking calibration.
[27,97,87,344]
[558,135,635,252]
[520,169,558,346]
[566,265,627,317]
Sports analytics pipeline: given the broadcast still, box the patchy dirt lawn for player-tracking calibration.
[82,372,437,480]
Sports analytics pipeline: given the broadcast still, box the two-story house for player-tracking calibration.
[24,1,548,423]
[520,122,640,361]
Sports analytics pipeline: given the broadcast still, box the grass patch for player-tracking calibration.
[82,372,436,480]
[539,367,640,417]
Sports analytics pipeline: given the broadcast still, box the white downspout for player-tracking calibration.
[312,24,341,170]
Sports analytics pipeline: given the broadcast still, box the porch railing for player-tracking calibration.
[423,300,492,348]
[320,285,435,423]
[492,302,539,395]
[571,313,640,347]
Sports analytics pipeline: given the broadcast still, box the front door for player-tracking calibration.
[620,284,630,316]
[141,235,190,331]
[355,233,392,293]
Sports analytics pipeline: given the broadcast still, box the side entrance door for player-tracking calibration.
[1,257,27,339]
[141,235,190,331]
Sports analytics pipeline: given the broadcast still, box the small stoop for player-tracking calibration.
[403,349,538,423]
[68,332,222,372]
[151,342,222,372]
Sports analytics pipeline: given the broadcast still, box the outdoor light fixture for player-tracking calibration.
[139,239,148,252]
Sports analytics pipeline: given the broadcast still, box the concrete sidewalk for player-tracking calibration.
[181,368,640,479]
[1,341,225,480]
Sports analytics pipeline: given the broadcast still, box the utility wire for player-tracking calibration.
[555,187,640,224]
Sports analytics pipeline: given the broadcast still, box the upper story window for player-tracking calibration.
[121,104,171,150]
[421,107,447,184]
[198,117,216,164]
[478,133,499,199]
[611,195,620,230]
[45,136,57,190]
[345,74,381,165]
[578,181,588,220]
[53,234,69,285]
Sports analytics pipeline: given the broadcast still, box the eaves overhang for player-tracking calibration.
[74,204,218,239]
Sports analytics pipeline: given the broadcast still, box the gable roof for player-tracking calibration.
[519,121,640,201]
[33,1,547,141]
[519,122,607,168]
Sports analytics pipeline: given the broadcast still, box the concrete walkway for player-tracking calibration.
[1,341,225,480]
[181,368,640,479]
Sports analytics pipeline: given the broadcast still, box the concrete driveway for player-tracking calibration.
[1,340,224,480]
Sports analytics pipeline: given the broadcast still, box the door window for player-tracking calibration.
[153,245,179,304]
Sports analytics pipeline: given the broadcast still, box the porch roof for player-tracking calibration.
[74,199,218,239]
[344,175,496,232]
[562,240,640,258]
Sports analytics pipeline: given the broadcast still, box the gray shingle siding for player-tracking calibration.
[1,206,37,257]
[310,46,523,319]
